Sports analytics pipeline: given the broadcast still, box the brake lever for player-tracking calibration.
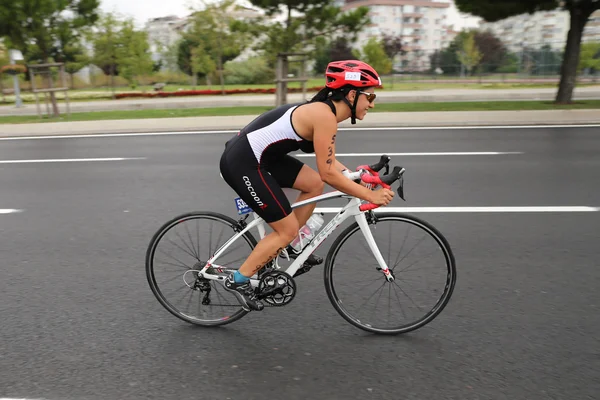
[397,174,405,201]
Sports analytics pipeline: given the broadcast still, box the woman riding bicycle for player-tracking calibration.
[219,60,395,311]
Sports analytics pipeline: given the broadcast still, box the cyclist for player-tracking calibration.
[219,60,395,311]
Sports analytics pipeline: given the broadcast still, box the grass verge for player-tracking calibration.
[1,100,600,125]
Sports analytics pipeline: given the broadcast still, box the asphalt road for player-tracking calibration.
[1,126,599,400]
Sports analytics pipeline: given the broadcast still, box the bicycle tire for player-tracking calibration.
[146,211,257,326]
[323,212,457,335]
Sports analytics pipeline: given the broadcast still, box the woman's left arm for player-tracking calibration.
[334,159,349,173]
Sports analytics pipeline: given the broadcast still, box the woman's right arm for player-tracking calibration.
[312,114,394,205]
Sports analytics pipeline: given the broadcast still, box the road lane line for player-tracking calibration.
[0,209,22,214]
[296,152,523,157]
[0,157,145,164]
[314,206,599,213]
[0,124,599,141]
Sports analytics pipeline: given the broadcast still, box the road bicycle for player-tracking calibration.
[145,154,457,335]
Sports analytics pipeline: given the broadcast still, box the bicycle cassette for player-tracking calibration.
[257,271,296,307]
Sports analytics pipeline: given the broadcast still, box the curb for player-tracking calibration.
[1,110,599,139]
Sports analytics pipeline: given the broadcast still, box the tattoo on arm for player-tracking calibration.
[326,134,336,169]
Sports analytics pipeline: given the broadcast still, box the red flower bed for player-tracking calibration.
[115,86,325,99]
[1,64,27,75]
[115,85,383,100]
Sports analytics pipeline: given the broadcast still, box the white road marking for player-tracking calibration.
[0,209,22,214]
[314,206,599,213]
[0,157,145,164]
[0,130,237,141]
[296,152,523,157]
[0,124,599,141]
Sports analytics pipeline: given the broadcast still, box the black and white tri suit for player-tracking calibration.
[219,102,316,223]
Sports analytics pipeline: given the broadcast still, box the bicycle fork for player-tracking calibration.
[356,212,395,282]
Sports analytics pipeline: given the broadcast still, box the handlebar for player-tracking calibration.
[349,154,405,211]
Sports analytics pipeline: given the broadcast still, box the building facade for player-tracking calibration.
[341,0,456,71]
[145,15,187,55]
[480,9,600,53]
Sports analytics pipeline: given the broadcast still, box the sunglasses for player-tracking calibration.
[359,91,377,103]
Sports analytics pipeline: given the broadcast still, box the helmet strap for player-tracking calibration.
[341,89,360,125]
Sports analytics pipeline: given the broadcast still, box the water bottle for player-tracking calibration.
[289,213,324,253]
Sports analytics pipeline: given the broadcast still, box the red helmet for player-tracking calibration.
[325,60,381,90]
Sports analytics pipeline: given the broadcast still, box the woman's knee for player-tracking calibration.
[310,176,325,193]
[270,213,300,242]
[294,166,324,194]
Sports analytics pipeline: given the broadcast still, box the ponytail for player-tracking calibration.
[308,86,349,103]
[308,87,331,103]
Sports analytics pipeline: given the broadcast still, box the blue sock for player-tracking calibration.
[233,270,250,284]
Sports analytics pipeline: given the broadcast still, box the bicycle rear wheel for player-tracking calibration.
[324,212,456,335]
[146,211,257,326]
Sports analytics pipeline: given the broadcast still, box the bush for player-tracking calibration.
[223,58,274,85]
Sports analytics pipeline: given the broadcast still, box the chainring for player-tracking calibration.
[257,270,297,307]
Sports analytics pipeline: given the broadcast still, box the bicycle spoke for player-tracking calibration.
[182,223,199,260]
[397,247,439,273]
[391,234,428,271]
[157,248,192,270]
[370,283,386,318]
[164,236,198,261]
[354,280,387,315]
[390,280,408,320]
[157,273,184,286]
[155,258,190,271]
[392,281,423,313]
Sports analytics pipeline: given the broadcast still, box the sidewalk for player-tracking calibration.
[2,86,600,116]
[1,110,599,138]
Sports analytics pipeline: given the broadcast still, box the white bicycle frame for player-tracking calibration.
[199,170,394,287]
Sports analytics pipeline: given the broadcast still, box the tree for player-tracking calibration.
[247,0,369,58]
[381,33,404,67]
[0,0,100,116]
[89,12,121,98]
[429,41,461,75]
[472,30,507,72]
[357,38,393,75]
[245,0,370,98]
[454,0,600,103]
[578,42,600,74]
[456,31,483,75]
[52,23,90,88]
[179,0,250,91]
[116,20,154,89]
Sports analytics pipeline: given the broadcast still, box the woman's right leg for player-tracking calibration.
[220,146,300,311]
[224,213,300,312]
[238,213,299,278]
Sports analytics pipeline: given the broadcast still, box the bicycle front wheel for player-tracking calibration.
[324,212,456,335]
[146,211,257,326]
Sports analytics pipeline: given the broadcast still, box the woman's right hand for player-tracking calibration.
[368,187,395,206]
